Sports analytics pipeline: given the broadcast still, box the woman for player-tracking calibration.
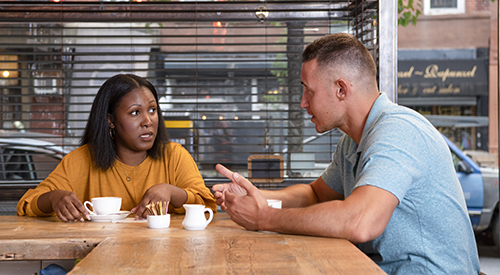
[17,74,216,222]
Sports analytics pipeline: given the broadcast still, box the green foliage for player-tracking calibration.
[270,36,288,86]
[398,0,496,27]
[271,53,288,86]
[398,0,422,27]
[145,22,164,28]
[262,94,283,103]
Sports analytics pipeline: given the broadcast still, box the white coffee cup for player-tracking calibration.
[84,197,122,216]
[147,214,170,229]
[267,199,282,209]
[182,204,213,230]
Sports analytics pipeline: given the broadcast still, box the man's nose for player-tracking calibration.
[300,92,308,109]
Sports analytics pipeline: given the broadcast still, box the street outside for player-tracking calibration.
[477,233,500,274]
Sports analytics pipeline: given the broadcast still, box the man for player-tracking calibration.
[213,33,480,274]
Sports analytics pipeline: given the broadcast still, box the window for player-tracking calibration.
[0,135,65,202]
[0,1,378,190]
[424,0,465,15]
[0,137,67,180]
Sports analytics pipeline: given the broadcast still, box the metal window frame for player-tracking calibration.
[0,1,394,186]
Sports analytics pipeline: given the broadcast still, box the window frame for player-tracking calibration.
[0,1,380,188]
[423,0,465,16]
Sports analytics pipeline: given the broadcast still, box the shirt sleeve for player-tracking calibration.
[321,134,353,195]
[16,146,90,217]
[321,150,344,195]
[355,124,428,203]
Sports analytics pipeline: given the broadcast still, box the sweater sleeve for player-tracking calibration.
[167,143,216,214]
[16,146,91,217]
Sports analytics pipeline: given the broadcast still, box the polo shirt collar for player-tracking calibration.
[357,92,393,153]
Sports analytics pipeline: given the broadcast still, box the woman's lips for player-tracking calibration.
[140,132,154,140]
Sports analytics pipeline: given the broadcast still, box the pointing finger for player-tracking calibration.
[216,164,234,179]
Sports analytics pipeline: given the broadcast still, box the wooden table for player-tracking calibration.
[0,213,386,274]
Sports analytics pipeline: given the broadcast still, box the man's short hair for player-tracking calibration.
[302,33,377,81]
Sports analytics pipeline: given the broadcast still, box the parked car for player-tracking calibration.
[442,134,499,247]
[0,131,75,214]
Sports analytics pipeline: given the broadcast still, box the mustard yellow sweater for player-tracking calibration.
[17,142,216,216]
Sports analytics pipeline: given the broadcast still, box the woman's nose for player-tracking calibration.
[143,116,153,127]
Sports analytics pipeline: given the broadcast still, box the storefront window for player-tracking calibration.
[0,1,378,186]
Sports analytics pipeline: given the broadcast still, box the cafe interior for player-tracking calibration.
[0,1,456,274]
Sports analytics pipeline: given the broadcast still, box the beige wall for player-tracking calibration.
[398,12,490,50]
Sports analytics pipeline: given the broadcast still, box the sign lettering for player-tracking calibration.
[397,60,487,97]
[424,65,476,82]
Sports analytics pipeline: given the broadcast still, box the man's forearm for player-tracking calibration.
[261,184,318,208]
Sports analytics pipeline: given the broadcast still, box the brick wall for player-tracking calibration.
[467,0,491,11]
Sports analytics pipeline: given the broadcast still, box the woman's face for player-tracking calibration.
[109,86,158,156]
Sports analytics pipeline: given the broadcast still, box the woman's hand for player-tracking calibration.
[38,190,90,222]
[132,183,187,219]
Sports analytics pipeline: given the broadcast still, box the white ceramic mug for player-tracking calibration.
[182,204,213,230]
[267,199,282,209]
[147,214,170,229]
[84,197,122,216]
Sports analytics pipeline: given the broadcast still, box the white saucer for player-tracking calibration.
[89,211,131,222]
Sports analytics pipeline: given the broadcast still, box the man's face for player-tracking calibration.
[300,59,342,133]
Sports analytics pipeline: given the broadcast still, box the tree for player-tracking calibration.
[398,0,422,26]
[399,0,496,27]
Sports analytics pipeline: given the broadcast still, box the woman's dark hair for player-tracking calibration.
[81,74,169,170]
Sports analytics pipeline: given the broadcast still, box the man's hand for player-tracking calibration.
[212,164,268,231]
[212,164,248,210]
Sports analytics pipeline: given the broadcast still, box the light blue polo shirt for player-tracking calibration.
[322,93,480,274]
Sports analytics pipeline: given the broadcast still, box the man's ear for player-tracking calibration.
[107,113,114,129]
[335,78,349,99]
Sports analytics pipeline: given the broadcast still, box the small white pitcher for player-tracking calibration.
[182,204,213,230]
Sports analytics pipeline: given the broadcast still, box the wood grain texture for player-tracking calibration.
[0,214,386,274]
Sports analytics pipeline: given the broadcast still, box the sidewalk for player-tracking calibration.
[477,234,500,274]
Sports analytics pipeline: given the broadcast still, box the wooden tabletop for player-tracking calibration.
[0,213,386,274]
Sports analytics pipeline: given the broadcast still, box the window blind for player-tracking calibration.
[0,0,379,192]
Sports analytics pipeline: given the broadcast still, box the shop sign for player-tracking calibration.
[397,60,488,97]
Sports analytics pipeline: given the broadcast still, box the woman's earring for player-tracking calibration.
[109,128,115,140]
